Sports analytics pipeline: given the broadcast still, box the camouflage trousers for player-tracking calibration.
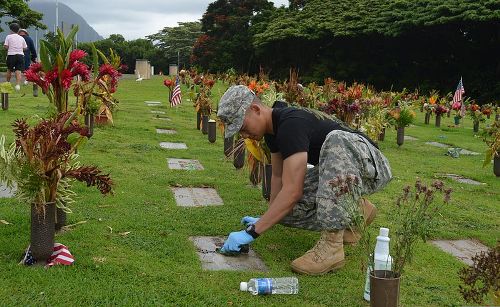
[280,130,392,231]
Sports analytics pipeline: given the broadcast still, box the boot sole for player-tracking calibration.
[291,260,346,276]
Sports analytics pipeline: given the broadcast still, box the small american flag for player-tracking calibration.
[22,243,75,267]
[170,76,182,107]
[46,243,75,267]
[453,77,465,117]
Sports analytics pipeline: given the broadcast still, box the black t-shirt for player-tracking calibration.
[264,106,377,165]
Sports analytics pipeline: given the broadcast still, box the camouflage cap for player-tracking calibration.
[217,85,255,138]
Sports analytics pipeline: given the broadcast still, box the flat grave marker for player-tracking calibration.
[160,142,187,150]
[171,187,223,207]
[0,183,15,198]
[151,110,166,114]
[156,129,177,134]
[167,158,204,170]
[190,236,268,271]
[437,173,485,185]
[431,239,490,266]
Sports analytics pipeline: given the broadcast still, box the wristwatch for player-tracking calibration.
[245,224,260,239]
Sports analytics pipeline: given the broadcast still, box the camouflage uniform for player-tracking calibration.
[217,85,392,231]
[280,130,392,231]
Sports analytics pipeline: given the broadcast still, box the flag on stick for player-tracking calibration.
[170,76,182,107]
[453,77,465,117]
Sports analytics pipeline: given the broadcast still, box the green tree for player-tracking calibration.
[192,0,275,72]
[0,0,45,32]
[78,36,157,74]
[251,0,500,102]
[147,22,202,71]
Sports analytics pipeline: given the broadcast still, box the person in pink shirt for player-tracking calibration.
[3,23,27,91]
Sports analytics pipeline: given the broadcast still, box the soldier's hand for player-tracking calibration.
[241,216,260,226]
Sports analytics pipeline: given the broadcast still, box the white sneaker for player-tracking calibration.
[15,84,21,91]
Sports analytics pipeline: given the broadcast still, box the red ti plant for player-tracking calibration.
[1,112,113,213]
[24,27,85,113]
[73,46,123,123]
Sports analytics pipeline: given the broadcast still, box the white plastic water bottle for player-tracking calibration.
[240,277,299,295]
[363,227,392,301]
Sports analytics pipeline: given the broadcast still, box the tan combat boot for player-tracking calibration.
[291,230,345,275]
[343,198,377,245]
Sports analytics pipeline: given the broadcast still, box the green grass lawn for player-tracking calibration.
[1,77,498,306]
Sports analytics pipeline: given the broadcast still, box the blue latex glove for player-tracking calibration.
[241,216,260,226]
[221,230,255,252]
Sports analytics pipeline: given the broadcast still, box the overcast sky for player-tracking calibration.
[52,0,289,40]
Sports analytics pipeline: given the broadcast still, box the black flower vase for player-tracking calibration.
[201,115,209,135]
[494,155,500,177]
[55,207,67,231]
[454,116,460,125]
[233,144,245,169]
[396,126,405,146]
[473,120,479,133]
[224,135,234,157]
[435,114,441,127]
[1,93,8,111]
[208,119,216,143]
[84,113,94,138]
[249,162,263,186]
[196,111,201,130]
[262,164,272,200]
[424,112,431,125]
[33,84,38,97]
[31,203,56,262]
[378,128,386,142]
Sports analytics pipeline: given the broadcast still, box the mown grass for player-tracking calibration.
[0,77,498,306]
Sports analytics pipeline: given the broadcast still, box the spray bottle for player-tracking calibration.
[363,227,392,301]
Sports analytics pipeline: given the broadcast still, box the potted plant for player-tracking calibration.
[433,104,448,128]
[1,82,14,111]
[74,46,123,127]
[194,77,215,134]
[368,180,452,307]
[481,103,493,120]
[481,119,500,176]
[423,91,438,125]
[451,99,464,125]
[469,103,485,133]
[24,27,81,113]
[387,104,415,146]
[243,138,272,199]
[0,113,113,263]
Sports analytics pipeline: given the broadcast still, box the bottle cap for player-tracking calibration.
[379,227,389,237]
[240,282,248,291]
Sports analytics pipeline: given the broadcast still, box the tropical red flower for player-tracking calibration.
[44,67,59,85]
[69,49,88,65]
[60,69,73,90]
[25,67,48,92]
[163,78,174,87]
[98,64,119,78]
[71,61,90,81]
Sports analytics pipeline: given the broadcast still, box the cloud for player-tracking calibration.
[50,0,289,39]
